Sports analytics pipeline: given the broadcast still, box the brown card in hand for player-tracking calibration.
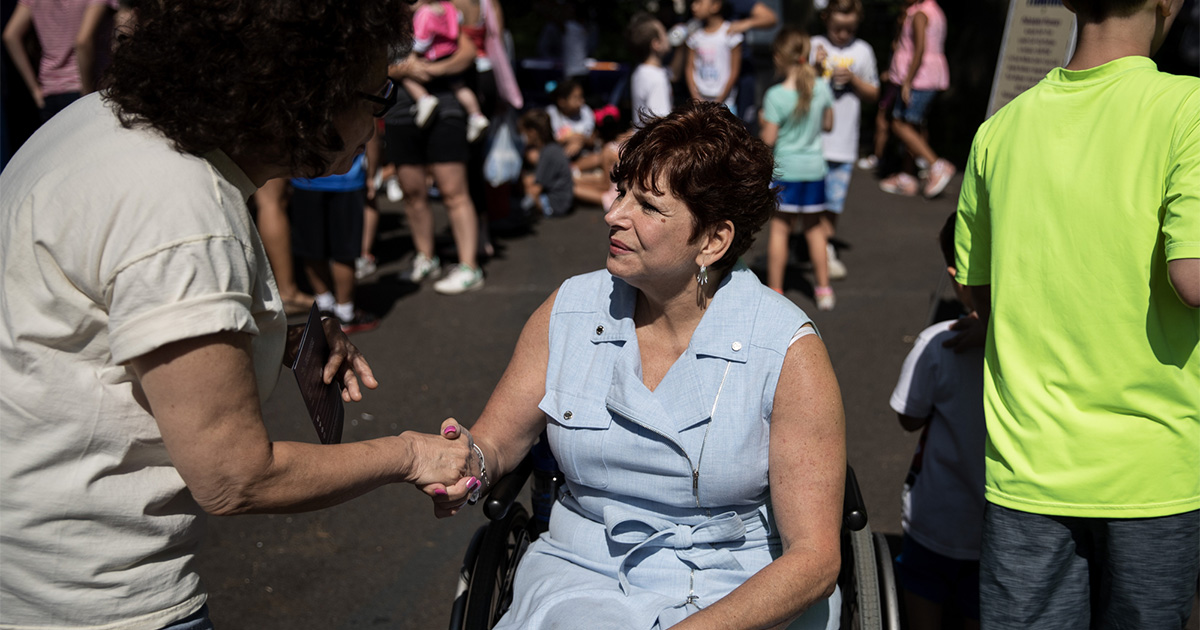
[291,304,344,444]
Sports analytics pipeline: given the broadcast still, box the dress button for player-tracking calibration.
[564,411,573,420]
[596,325,604,335]
[732,341,742,351]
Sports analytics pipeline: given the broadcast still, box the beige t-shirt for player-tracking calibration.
[0,93,286,629]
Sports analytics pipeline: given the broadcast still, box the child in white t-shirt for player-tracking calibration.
[811,0,878,281]
[628,11,673,127]
[889,212,986,629]
[685,0,743,113]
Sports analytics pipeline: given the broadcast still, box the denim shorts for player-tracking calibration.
[892,87,937,125]
[824,162,853,214]
[979,503,1199,630]
[774,180,825,214]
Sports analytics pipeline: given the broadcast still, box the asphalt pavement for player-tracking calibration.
[197,168,965,629]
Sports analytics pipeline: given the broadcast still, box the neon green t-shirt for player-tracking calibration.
[955,57,1200,518]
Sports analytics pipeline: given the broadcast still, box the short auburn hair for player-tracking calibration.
[612,101,777,272]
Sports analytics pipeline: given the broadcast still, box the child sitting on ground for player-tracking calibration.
[402,0,490,142]
[573,104,631,211]
[889,212,985,630]
[546,78,596,164]
[518,109,574,218]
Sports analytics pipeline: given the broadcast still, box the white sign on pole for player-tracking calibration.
[987,0,1078,118]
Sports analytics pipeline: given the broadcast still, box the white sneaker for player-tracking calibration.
[415,95,439,127]
[466,113,490,143]
[855,155,878,170]
[826,244,847,280]
[385,177,403,202]
[409,252,440,283]
[355,256,377,280]
[433,263,484,294]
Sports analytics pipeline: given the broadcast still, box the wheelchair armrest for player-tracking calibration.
[843,464,869,532]
[483,454,534,522]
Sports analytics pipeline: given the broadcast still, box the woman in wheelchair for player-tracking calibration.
[431,101,847,629]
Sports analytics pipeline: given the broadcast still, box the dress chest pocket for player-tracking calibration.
[539,388,612,490]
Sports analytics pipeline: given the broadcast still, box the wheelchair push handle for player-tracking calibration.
[843,464,869,532]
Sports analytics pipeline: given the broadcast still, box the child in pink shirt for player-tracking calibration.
[402,0,490,141]
[879,0,955,199]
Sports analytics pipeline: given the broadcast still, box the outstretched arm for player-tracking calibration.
[131,331,472,516]
[431,290,557,517]
[728,1,778,35]
[674,331,846,629]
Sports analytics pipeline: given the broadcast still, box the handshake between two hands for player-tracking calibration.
[414,418,485,519]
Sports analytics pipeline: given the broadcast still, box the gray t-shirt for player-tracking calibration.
[535,142,574,215]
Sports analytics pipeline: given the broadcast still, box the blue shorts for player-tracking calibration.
[891,86,938,125]
[895,534,980,620]
[824,162,853,213]
[774,180,825,214]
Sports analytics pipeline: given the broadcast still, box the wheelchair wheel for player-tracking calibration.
[872,531,901,630]
[840,523,883,630]
[463,502,531,629]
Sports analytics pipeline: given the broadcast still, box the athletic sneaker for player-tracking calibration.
[855,155,879,171]
[815,286,836,311]
[415,94,439,127]
[385,177,403,202]
[339,310,380,334]
[409,252,440,283]
[880,173,919,196]
[466,113,490,143]
[355,256,377,280]
[924,159,957,198]
[433,263,484,294]
[826,244,847,280]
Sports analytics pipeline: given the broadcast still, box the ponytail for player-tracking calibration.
[771,27,817,119]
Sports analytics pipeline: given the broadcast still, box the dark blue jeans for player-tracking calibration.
[161,604,214,630]
[979,503,1198,629]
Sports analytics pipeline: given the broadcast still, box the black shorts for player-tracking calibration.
[385,111,470,166]
[288,188,364,263]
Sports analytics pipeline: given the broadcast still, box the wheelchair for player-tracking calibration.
[449,453,901,630]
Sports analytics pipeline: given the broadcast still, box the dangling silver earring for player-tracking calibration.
[697,264,708,287]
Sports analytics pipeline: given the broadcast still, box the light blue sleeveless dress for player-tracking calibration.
[493,263,840,630]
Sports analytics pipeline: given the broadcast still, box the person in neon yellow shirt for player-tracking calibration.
[949,0,1199,626]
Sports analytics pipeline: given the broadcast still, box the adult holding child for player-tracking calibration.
[0,2,476,627]
[429,102,846,629]
[387,29,486,294]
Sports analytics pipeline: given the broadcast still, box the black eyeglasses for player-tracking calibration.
[358,78,397,118]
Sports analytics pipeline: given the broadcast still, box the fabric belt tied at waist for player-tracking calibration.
[603,506,747,595]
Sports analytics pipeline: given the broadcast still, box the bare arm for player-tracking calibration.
[901,12,928,104]
[719,44,743,103]
[1169,258,1200,308]
[75,3,111,94]
[130,332,474,516]
[674,333,845,629]
[759,117,779,148]
[822,106,834,132]
[425,30,478,77]
[728,1,778,35]
[2,5,43,108]
[431,291,556,516]
[686,47,700,100]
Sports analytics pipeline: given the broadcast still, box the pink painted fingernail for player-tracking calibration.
[443,426,458,437]
[466,477,480,491]
[434,488,447,496]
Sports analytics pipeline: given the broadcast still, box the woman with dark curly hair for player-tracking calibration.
[0,2,477,628]
[427,101,846,629]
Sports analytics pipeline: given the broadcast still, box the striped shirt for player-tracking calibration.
[18,0,111,96]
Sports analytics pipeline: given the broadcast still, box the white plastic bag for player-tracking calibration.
[483,115,522,187]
